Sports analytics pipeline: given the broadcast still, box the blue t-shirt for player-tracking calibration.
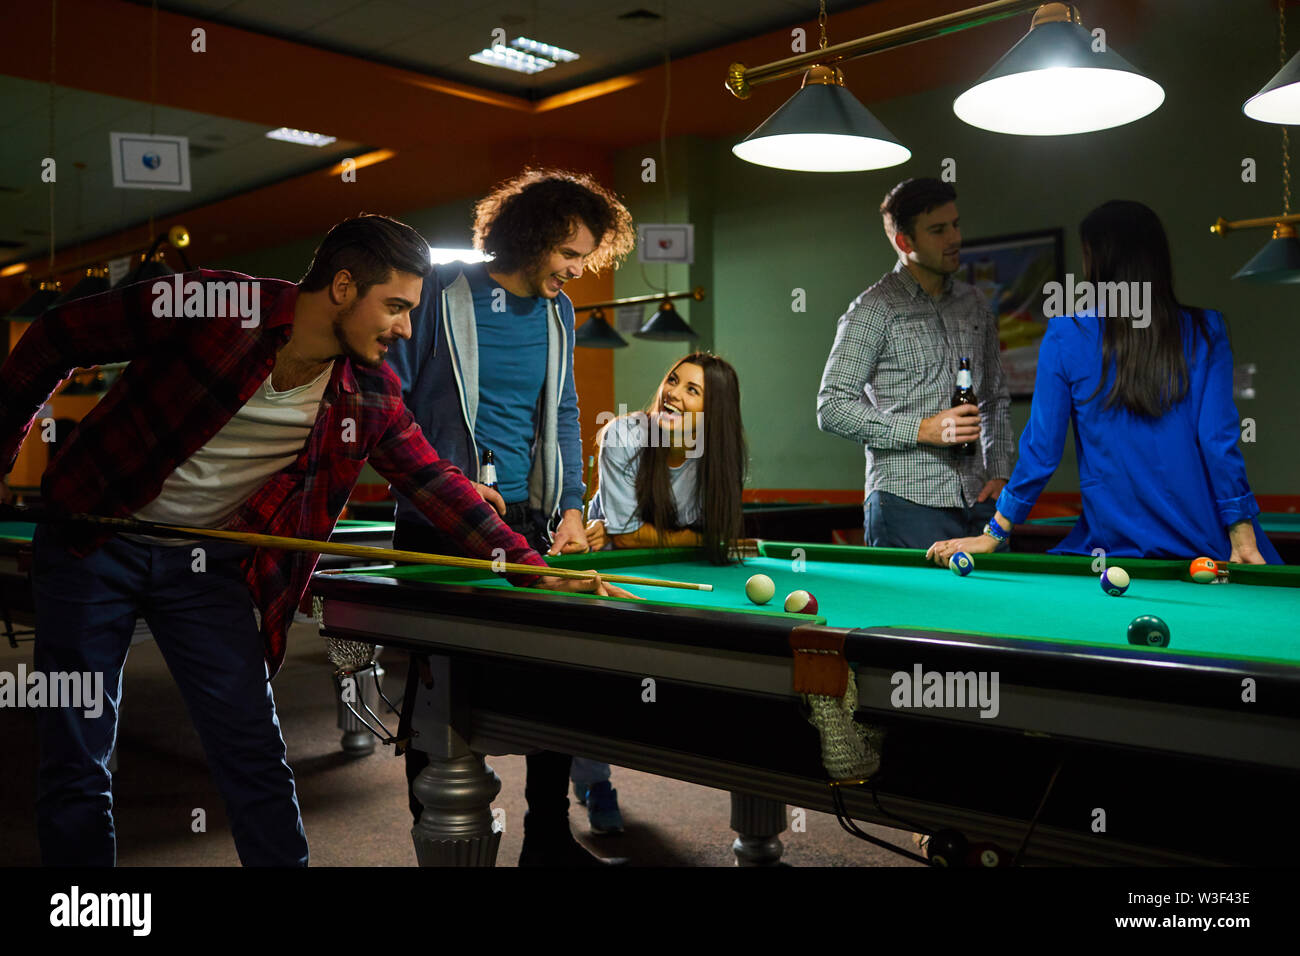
[997,310,1280,563]
[470,273,548,504]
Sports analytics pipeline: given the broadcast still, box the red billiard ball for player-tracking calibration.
[783,589,818,614]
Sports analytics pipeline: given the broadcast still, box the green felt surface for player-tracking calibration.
[349,545,1300,667]
[0,522,35,542]
[332,520,394,532]
[1027,512,1300,534]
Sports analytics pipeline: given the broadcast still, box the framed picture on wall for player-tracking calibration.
[958,228,1065,398]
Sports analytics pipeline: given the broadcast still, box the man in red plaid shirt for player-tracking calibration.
[0,214,629,866]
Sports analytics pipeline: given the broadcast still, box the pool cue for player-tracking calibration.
[10,509,713,592]
[581,453,596,522]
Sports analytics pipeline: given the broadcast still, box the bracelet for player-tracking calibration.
[982,520,1009,543]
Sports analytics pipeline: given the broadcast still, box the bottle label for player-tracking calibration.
[956,370,972,388]
[480,463,498,486]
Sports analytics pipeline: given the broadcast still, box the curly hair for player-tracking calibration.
[472,168,635,275]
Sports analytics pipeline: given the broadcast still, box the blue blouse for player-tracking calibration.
[996,310,1281,563]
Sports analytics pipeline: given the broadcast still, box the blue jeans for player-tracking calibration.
[32,526,308,866]
[864,490,1004,551]
[571,758,611,793]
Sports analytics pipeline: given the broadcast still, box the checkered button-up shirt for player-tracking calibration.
[0,271,546,676]
[817,261,1014,509]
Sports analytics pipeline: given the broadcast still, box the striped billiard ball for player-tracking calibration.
[1101,566,1130,596]
[948,551,974,576]
[783,589,818,614]
[1189,557,1219,583]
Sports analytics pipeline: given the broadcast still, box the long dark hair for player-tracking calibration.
[625,353,747,565]
[1080,200,1209,417]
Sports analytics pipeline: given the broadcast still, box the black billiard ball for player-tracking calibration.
[925,829,968,867]
[971,841,1008,867]
[1127,615,1170,647]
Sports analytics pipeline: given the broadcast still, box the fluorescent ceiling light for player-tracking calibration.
[429,247,491,265]
[265,127,337,147]
[511,37,579,63]
[470,45,555,74]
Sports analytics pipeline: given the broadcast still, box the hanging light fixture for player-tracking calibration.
[727,2,1165,172]
[114,225,192,288]
[731,64,910,172]
[953,3,1164,135]
[51,267,111,307]
[574,308,628,349]
[1213,1,1300,282]
[730,1,909,172]
[1245,1,1300,123]
[1232,223,1300,282]
[4,280,62,321]
[635,299,698,341]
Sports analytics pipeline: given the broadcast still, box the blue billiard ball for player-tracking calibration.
[1101,566,1130,596]
[949,552,974,576]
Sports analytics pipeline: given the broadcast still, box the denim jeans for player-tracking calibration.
[32,526,308,866]
[864,490,1004,551]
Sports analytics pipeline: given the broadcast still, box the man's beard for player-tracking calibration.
[332,300,381,368]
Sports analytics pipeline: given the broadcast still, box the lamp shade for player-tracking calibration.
[1233,225,1300,283]
[634,301,698,341]
[115,255,174,288]
[732,74,911,172]
[953,17,1164,135]
[4,281,61,321]
[1244,49,1300,124]
[574,312,628,348]
[51,268,111,307]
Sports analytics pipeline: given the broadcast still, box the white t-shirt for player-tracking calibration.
[132,363,333,541]
[589,415,700,535]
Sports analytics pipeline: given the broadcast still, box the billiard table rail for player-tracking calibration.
[313,562,1300,867]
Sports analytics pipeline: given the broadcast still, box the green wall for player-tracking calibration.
[213,0,1297,498]
[612,0,1297,495]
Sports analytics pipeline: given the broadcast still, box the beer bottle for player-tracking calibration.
[480,448,499,491]
[951,357,977,457]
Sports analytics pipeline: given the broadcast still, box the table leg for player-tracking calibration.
[730,792,787,866]
[407,654,503,866]
[411,753,503,866]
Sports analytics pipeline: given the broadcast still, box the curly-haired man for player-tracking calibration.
[388,168,635,865]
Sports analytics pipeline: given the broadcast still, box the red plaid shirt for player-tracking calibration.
[0,270,546,675]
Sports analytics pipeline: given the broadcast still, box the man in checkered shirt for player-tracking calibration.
[817,178,1014,549]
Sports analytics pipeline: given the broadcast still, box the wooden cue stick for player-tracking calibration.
[582,453,596,523]
[63,513,714,592]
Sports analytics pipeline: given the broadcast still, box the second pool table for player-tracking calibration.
[312,543,1300,867]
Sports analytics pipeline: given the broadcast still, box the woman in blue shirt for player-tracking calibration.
[926,200,1278,566]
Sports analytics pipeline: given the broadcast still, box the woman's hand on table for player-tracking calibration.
[584,519,609,551]
[1227,520,1267,565]
[534,572,638,600]
[925,535,996,567]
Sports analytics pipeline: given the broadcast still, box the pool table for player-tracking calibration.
[0,521,36,647]
[311,543,1300,867]
[1014,512,1300,564]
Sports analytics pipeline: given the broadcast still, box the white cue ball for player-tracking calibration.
[745,573,776,605]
